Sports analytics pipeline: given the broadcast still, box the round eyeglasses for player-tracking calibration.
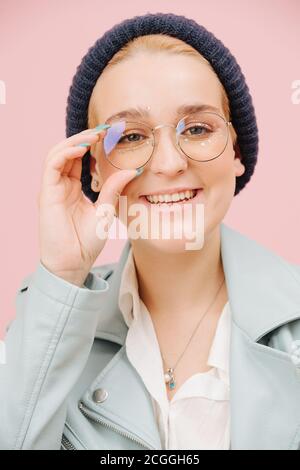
[101,112,232,170]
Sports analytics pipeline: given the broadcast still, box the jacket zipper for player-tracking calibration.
[61,434,77,450]
[78,401,155,450]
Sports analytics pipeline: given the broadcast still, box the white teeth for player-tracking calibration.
[145,189,197,204]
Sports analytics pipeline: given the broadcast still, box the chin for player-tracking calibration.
[133,233,205,254]
[126,202,207,253]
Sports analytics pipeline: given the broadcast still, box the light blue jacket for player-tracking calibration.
[1,222,300,450]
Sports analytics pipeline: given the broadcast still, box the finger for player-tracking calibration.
[43,145,89,186]
[51,127,109,154]
[61,159,74,176]
[93,169,141,241]
[68,157,82,180]
[95,169,139,212]
[50,133,98,155]
[43,128,108,186]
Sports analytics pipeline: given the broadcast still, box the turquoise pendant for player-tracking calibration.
[164,368,176,390]
[169,378,176,390]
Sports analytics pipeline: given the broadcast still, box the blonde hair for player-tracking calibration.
[88,34,237,145]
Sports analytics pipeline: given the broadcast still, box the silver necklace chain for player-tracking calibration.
[158,276,225,391]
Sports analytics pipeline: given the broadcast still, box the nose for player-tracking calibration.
[147,124,188,176]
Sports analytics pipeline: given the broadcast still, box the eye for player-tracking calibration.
[184,124,211,136]
[119,132,145,143]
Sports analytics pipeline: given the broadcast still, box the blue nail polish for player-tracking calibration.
[134,167,144,177]
[78,142,90,148]
[92,124,111,132]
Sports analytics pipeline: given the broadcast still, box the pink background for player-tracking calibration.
[0,0,299,337]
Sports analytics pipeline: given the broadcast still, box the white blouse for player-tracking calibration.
[118,247,231,450]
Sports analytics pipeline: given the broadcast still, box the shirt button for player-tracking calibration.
[92,388,108,403]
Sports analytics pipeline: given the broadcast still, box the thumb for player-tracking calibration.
[93,168,142,239]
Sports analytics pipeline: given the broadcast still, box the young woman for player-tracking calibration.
[1,13,300,451]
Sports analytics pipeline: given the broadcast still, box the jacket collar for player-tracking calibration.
[95,222,300,344]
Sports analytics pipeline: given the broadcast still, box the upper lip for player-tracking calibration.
[140,187,203,197]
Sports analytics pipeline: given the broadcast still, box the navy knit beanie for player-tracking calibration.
[66,12,259,202]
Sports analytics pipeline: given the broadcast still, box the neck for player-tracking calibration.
[130,225,226,320]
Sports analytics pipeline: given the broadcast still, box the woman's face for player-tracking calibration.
[90,52,245,253]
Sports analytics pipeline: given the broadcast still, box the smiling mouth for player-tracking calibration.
[140,188,203,205]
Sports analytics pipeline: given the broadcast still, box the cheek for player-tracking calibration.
[205,149,235,187]
[204,149,237,216]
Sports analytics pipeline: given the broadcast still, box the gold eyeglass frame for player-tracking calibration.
[103,111,232,170]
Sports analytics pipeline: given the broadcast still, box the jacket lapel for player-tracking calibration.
[220,224,300,449]
[86,222,300,450]
[84,239,162,449]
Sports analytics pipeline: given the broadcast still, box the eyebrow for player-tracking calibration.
[105,103,222,123]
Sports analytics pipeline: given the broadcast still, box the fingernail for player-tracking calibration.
[134,167,144,178]
[90,124,111,133]
[77,142,90,148]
